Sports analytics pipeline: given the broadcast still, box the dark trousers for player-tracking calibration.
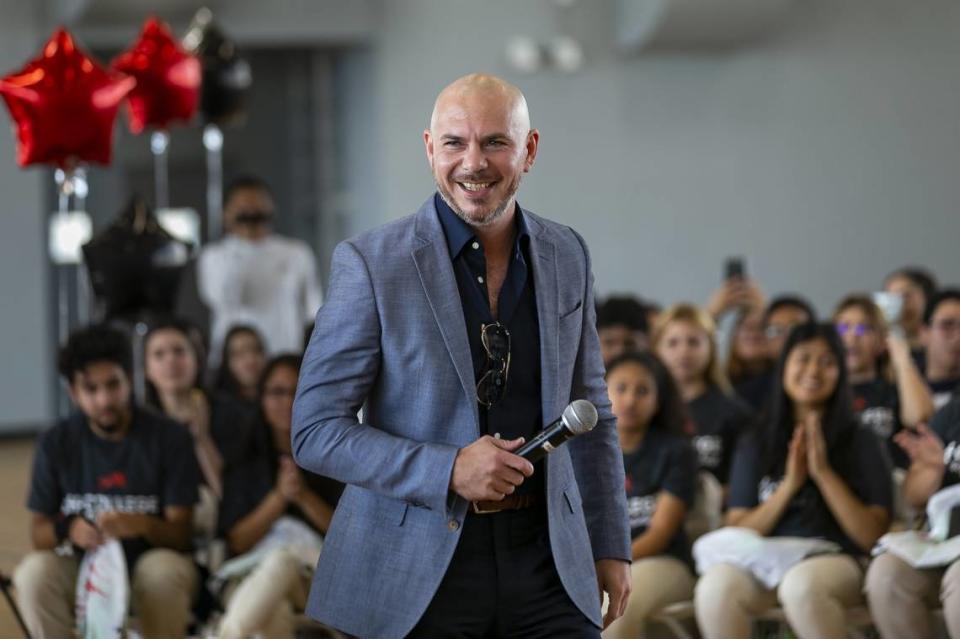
[407,505,599,639]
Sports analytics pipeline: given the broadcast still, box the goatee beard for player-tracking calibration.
[435,175,521,228]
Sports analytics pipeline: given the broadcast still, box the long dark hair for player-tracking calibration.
[214,324,266,398]
[761,322,856,477]
[256,353,303,455]
[143,318,205,411]
[605,351,689,438]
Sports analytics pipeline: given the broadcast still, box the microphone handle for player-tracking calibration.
[516,421,573,463]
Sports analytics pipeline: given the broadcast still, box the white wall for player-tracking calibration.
[3,0,960,430]
[0,1,51,431]
[373,0,960,316]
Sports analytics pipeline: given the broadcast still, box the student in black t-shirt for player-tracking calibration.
[884,266,938,357]
[218,354,343,639]
[726,306,774,399]
[601,352,697,639]
[213,324,267,405]
[144,319,257,504]
[922,289,960,410]
[865,396,960,639]
[13,326,201,639]
[653,304,753,490]
[694,323,892,639]
[735,295,817,412]
[833,294,934,469]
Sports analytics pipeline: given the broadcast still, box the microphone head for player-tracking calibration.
[563,400,598,435]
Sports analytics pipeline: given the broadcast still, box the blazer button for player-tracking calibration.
[448,519,460,531]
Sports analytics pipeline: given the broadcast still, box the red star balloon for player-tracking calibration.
[0,28,135,168]
[112,17,201,134]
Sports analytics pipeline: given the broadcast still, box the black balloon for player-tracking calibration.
[83,197,190,322]
[183,8,252,126]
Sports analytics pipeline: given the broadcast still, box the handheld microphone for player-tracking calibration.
[515,400,598,463]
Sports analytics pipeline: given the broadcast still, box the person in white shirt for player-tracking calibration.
[199,176,322,364]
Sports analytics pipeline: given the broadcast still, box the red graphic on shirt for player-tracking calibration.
[97,471,127,490]
[852,396,867,412]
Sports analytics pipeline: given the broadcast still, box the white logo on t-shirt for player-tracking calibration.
[859,407,895,439]
[627,495,657,529]
[759,476,781,503]
[61,494,159,521]
[694,435,723,469]
[945,441,960,477]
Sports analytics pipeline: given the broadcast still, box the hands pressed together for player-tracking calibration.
[277,455,306,502]
[784,412,835,493]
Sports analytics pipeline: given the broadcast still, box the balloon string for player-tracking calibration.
[53,169,72,417]
[151,130,170,210]
[204,124,224,242]
[73,168,90,327]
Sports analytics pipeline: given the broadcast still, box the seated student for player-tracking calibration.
[213,324,267,405]
[884,266,938,356]
[922,289,960,410]
[834,294,934,468]
[737,295,816,411]
[13,325,200,639]
[601,352,698,639]
[727,305,774,401]
[217,354,343,639]
[865,395,960,639]
[144,319,257,500]
[694,323,892,639]
[597,295,651,367]
[653,304,753,490]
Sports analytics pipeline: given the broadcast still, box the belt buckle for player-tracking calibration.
[471,501,500,515]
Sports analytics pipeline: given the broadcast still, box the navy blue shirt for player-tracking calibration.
[735,371,774,414]
[728,425,893,555]
[436,194,544,497]
[930,396,960,489]
[929,377,960,412]
[686,385,753,484]
[852,379,907,469]
[622,429,697,564]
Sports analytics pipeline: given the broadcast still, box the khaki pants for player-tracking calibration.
[602,556,696,639]
[694,555,864,639]
[865,553,960,639]
[219,549,310,639]
[13,548,198,639]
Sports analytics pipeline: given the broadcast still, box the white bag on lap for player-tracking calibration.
[693,527,841,588]
[75,539,128,639]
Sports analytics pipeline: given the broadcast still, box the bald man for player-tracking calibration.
[292,74,631,638]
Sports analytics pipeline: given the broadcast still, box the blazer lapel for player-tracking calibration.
[526,212,560,428]
[412,202,479,427]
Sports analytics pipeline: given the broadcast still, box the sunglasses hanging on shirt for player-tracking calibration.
[477,322,511,408]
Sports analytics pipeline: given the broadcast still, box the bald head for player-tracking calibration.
[424,73,539,229]
[429,74,530,135]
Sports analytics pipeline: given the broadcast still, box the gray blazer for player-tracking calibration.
[291,197,630,639]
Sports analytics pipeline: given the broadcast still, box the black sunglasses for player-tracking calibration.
[477,322,510,408]
[233,210,273,226]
